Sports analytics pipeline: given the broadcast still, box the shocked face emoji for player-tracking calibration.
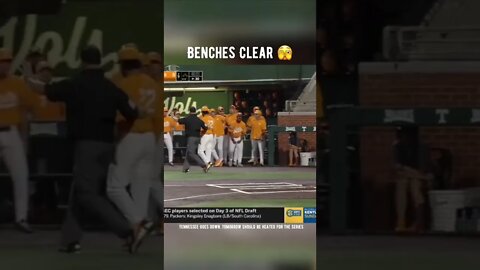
[278,45,292,61]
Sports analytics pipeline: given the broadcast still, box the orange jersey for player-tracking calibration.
[0,75,35,126]
[31,94,65,122]
[250,117,267,140]
[247,115,266,128]
[229,121,247,138]
[163,116,178,133]
[225,113,237,127]
[213,115,226,136]
[200,115,215,135]
[116,73,161,133]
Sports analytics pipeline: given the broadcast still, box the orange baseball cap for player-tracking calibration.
[0,48,13,61]
[120,43,138,49]
[201,106,209,112]
[254,110,262,115]
[118,47,141,61]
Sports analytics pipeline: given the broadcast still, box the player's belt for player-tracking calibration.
[0,126,11,132]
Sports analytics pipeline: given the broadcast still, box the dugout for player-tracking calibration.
[164,76,312,165]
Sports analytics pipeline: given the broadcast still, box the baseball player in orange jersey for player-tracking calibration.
[211,107,226,166]
[0,48,35,233]
[249,110,267,166]
[110,43,139,84]
[246,106,265,163]
[107,47,160,234]
[208,108,219,163]
[224,105,239,166]
[163,107,177,166]
[198,106,215,165]
[228,113,247,167]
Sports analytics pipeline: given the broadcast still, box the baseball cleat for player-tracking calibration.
[214,160,223,167]
[169,162,174,167]
[247,159,254,163]
[15,220,33,234]
[59,242,82,254]
[183,169,190,173]
[130,220,154,254]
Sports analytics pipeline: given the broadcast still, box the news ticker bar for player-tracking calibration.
[164,71,203,81]
[164,207,316,224]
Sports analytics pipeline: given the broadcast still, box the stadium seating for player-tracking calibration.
[425,0,480,27]
[285,73,316,112]
[383,0,480,60]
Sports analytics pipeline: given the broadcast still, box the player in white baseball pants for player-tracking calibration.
[163,107,177,166]
[107,50,157,233]
[228,113,247,167]
[0,127,31,231]
[229,137,244,166]
[198,106,215,164]
[224,105,238,166]
[0,48,34,233]
[164,133,173,164]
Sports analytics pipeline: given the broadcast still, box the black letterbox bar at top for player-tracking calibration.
[164,207,285,223]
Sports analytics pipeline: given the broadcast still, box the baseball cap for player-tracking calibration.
[81,45,102,65]
[0,48,13,61]
[189,106,197,113]
[118,47,141,61]
[201,106,209,112]
[147,52,162,64]
[218,106,224,111]
[210,108,216,113]
[164,107,169,112]
[253,106,260,111]
[254,110,262,115]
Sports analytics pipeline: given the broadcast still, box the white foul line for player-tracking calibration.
[164,191,238,202]
[230,190,317,195]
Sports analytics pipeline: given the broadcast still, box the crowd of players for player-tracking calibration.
[164,104,267,169]
[0,43,167,253]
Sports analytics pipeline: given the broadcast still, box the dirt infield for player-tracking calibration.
[164,166,316,207]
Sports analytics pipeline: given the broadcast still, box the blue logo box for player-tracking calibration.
[303,208,316,223]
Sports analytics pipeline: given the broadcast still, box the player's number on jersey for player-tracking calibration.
[207,120,214,129]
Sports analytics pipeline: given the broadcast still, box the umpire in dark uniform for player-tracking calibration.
[28,46,148,253]
[178,106,213,173]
